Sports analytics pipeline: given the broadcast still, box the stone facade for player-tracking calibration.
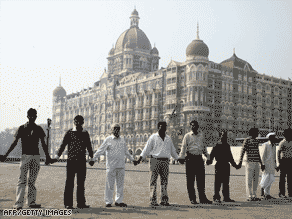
[51,10,292,158]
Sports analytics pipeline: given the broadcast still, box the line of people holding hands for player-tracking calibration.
[1,108,291,210]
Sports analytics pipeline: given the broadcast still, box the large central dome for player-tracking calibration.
[113,9,152,54]
[115,28,152,53]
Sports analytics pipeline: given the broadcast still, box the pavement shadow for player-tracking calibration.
[0,199,13,202]
[72,206,158,216]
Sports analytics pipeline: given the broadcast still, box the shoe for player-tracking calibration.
[65,206,74,209]
[115,203,127,207]
[252,197,261,201]
[77,204,90,208]
[13,206,22,210]
[29,203,41,208]
[105,204,112,207]
[150,203,159,207]
[200,199,212,204]
[160,202,171,206]
[265,195,276,200]
[191,200,198,205]
[247,197,253,201]
[223,199,235,202]
[279,194,287,199]
[213,199,221,203]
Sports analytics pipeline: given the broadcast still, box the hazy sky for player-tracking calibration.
[0,0,291,131]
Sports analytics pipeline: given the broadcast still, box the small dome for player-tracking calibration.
[53,86,66,97]
[151,46,159,55]
[131,9,139,16]
[108,47,115,55]
[186,39,209,58]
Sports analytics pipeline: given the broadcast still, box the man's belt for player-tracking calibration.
[150,156,169,161]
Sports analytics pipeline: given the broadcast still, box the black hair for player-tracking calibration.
[74,115,84,122]
[157,121,167,129]
[190,120,199,127]
[27,108,37,116]
[283,128,292,139]
[249,128,259,136]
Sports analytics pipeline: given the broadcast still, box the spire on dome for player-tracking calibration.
[196,22,200,40]
[233,48,235,54]
[59,75,61,86]
[130,8,140,28]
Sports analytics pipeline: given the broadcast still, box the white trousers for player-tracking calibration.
[15,155,40,207]
[245,162,260,198]
[105,168,125,204]
[260,173,275,195]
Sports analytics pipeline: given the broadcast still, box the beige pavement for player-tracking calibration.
[0,162,291,219]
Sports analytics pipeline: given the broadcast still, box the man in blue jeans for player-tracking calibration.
[0,108,52,210]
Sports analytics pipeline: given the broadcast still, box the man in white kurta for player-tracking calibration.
[260,133,277,200]
[92,124,134,207]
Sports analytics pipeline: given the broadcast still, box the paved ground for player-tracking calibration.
[0,162,291,219]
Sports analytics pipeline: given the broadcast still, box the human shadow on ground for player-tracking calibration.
[0,199,13,202]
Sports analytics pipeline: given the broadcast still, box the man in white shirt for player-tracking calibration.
[178,120,212,204]
[260,133,278,200]
[135,121,179,207]
[91,124,134,208]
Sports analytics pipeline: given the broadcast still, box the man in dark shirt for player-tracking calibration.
[207,131,239,203]
[0,108,51,210]
[53,115,93,209]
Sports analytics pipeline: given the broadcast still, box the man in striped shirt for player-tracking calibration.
[238,128,265,201]
[135,121,179,207]
[178,120,212,205]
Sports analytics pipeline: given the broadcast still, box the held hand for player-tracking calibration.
[178,158,185,165]
[235,164,240,170]
[89,160,95,166]
[50,158,59,164]
[261,164,265,171]
[206,160,211,165]
[276,165,280,172]
[133,160,139,166]
[0,155,7,162]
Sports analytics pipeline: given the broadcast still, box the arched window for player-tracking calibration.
[282,99,287,108]
[282,88,287,96]
[274,86,279,96]
[238,85,242,92]
[266,96,271,106]
[257,94,262,103]
[266,84,271,94]
[274,97,279,106]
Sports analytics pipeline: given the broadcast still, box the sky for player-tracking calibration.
[0,0,291,131]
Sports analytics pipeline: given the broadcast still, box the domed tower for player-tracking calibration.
[184,23,210,127]
[106,9,160,77]
[52,77,66,154]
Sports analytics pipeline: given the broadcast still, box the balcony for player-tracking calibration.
[126,115,133,122]
[120,116,126,123]
[135,114,142,121]
[135,102,142,109]
[127,103,134,110]
[113,117,119,123]
[152,98,159,106]
[120,104,126,111]
[151,112,159,119]
[143,113,150,120]
[113,105,120,112]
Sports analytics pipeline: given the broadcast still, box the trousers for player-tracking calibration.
[149,158,169,204]
[279,158,292,197]
[245,162,260,198]
[105,168,125,204]
[15,155,40,208]
[185,154,208,203]
[214,162,230,200]
[64,161,86,207]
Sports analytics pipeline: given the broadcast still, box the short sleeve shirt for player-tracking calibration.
[241,137,261,162]
[14,123,46,155]
[279,139,292,159]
